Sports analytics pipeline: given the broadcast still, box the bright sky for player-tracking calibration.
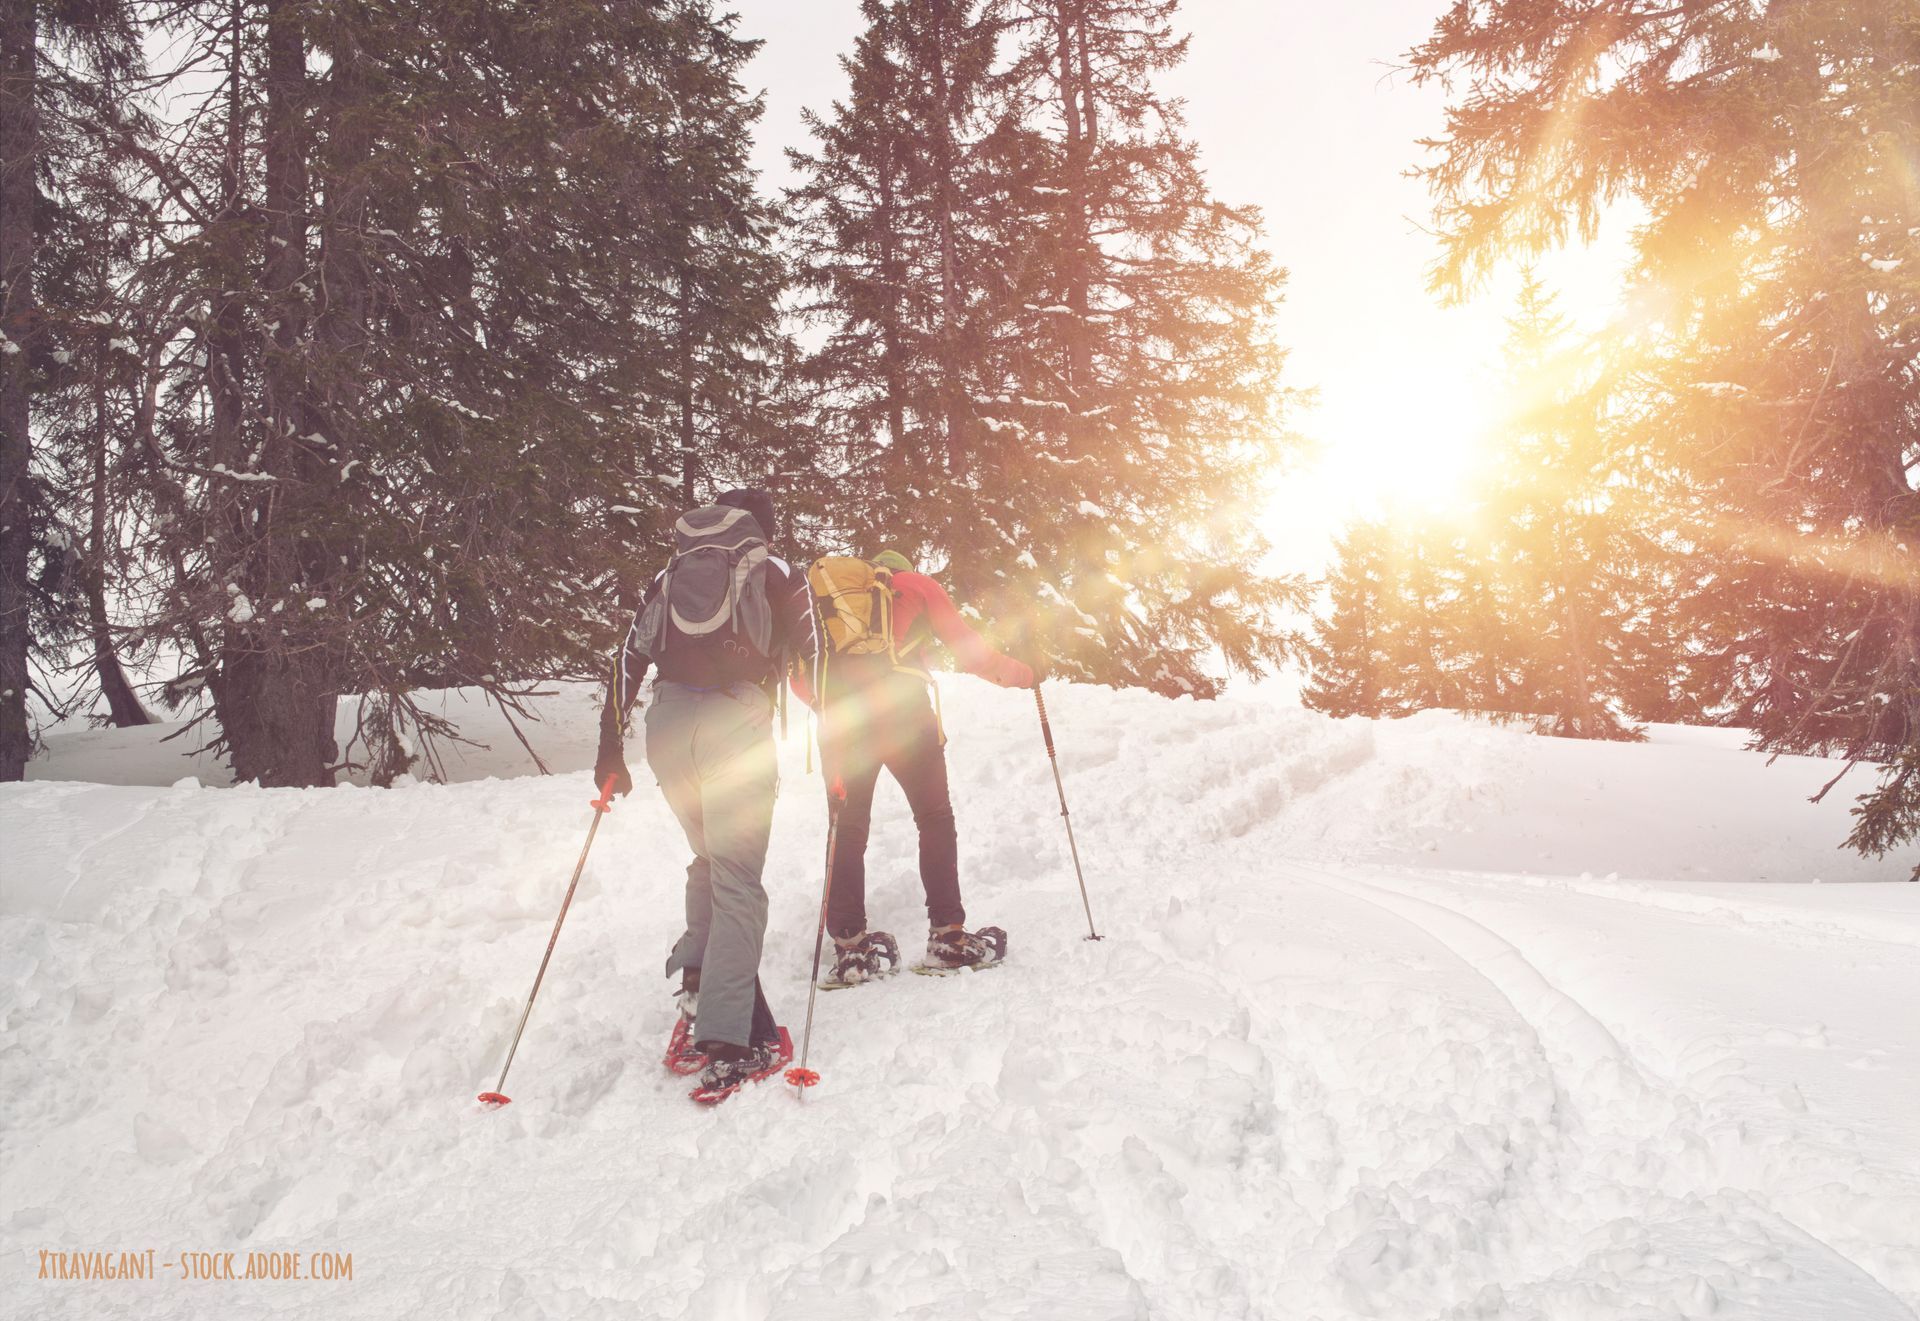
[729,0,1629,577]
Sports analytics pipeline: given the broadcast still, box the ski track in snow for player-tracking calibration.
[3,680,1916,1320]
[1279,864,1918,1318]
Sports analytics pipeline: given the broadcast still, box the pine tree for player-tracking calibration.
[1302,522,1392,719]
[1,1,152,777]
[1472,275,1643,740]
[1308,280,1668,736]
[980,0,1302,694]
[0,1,34,778]
[1376,523,1460,714]
[647,2,790,508]
[794,0,1304,696]
[1436,524,1528,717]
[787,0,1007,552]
[92,0,790,785]
[1412,0,1919,862]
[27,0,151,730]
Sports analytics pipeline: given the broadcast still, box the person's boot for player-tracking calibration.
[923,924,1008,970]
[688,1031,793,1105]
[824,930,901,987]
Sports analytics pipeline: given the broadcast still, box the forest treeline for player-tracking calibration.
[1306,0,1917,868]
[1,1,1913,864]
[3,0,1294,787]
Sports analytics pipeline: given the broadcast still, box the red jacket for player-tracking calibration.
[888,570,1035,688]
[794,568,1033,703]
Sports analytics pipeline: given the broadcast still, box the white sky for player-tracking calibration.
[728,0,1629,577]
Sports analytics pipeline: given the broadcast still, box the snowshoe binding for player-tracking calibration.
[663,987,704,1076]
[913,924,1008,976]
[689,1027,794,1106]
[821,930,901,990]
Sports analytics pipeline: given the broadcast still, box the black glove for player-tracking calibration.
[594,742,634,798]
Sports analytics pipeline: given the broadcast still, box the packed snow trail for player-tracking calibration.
[3,680,1916,1319]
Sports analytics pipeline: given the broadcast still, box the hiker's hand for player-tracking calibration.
[1025,652,1052,686]
[594,749,634,798]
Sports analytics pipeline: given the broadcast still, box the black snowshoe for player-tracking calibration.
[821,930,901,990]
[914,924,1008,975]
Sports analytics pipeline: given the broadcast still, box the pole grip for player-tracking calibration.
[591,774,617,813]
[1034,686,1056,757]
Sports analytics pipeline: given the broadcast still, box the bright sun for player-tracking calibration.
[1258,362,1496,574]
[1312,368,1491,523]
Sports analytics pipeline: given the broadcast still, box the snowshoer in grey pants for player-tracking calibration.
[646,680,779,1051]
[596,488,818,1101]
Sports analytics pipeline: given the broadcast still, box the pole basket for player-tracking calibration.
[477,1091,511,1107]
[787,775,848,1099]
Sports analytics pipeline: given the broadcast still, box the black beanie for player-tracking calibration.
[715,487,777,541]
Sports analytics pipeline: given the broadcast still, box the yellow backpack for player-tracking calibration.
[805,556,942,754]
[807,556,902,662]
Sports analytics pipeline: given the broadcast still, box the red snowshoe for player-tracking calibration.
[689,1028,794,1106]
[663,1009,706,1077]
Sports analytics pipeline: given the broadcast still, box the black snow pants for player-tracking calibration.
[819,664,963,940]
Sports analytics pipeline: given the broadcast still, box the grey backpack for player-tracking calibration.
[631,505,775,661]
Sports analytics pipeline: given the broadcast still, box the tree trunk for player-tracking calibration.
[928,0,967,478]
[876,141,908,459]
[85,591,148,727]
[1357,595,1379,719]
[678,276,697,505]
[213,648,341,785]
[261,0,307,452]
[215,0,338,787]
[1548,519,1596,735]
[207,0,248,483]
[1054,0,1095,456]
[0,0,37,778]
[87,365,147,726]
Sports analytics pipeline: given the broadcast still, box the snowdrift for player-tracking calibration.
[3,680,1916,1319]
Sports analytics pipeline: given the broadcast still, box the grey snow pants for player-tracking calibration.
[645,680,779,1050]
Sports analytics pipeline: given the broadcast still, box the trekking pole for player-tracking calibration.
[1034,684,1101,941]
[478,775,618,1107]
[785,777,847,1093]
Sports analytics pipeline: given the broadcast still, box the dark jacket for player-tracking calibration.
[600,554,818,748]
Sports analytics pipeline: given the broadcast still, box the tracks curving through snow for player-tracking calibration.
[1267,857,1919,1320]
[6,682,1917,1321]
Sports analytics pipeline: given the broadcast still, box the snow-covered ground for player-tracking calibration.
[3,680,1915,1319]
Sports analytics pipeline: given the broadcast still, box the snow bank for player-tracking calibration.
[29,684,1894,883]
[3,679,1915,1318]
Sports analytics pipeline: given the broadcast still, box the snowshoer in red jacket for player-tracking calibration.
[802,549,1041,984]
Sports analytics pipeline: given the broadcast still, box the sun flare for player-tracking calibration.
[1309,368,1492,523]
